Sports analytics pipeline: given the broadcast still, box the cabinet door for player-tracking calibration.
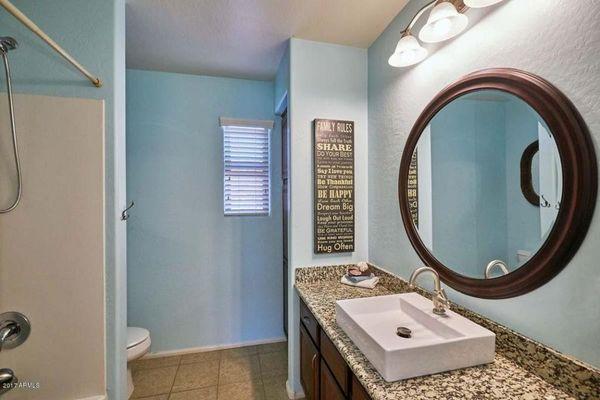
[300,324,320,400]
[351,376,371,400]
[300,299,320,345]
[320,331,349,395]
[320,359,346,400]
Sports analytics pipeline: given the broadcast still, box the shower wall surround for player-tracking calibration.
[0,0,126,398]
[368,0,600,367]
[0,94,105,400]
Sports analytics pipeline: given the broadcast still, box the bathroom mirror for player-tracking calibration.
[399,68,597,299]
[406,89,563,279]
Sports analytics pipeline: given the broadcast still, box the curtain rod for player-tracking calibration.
[0,0,102,88]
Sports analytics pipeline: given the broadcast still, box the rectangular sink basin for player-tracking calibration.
[336,293,495,382]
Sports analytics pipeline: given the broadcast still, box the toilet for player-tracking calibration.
[127,327,151,398]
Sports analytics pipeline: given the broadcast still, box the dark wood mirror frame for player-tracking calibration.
[398,68,597,299]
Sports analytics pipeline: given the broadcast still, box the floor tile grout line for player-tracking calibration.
[167,356,183,397]
[256,350,267,397]
[168,385,219,398]
[216,350,223,399]
[257,350,263,376]
[257,350,266,399]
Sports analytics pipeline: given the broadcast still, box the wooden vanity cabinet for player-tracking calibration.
[321,359,346,400]
[300,298,320,344]
[300,299,372,400]
[300,323,320,400]
[351,376,371,400]
[320,331,350,396]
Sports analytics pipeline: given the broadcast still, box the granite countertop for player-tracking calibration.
[295,265,599,400]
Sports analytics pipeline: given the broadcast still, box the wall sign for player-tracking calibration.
[407,150,419,227]
[313,119,355,254]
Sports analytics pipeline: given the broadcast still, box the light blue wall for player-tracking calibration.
[429,99,507,277]
[287,38,368,394]
[0,1,127,398]
[368,0,600,367]
[288,38,369,272]
[126,69,283,352]
[426,96,544,277]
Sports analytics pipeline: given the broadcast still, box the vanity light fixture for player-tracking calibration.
[419,2,468,43]
[464,0,505,8]
[388,0,503,68]
[388,34,428,67]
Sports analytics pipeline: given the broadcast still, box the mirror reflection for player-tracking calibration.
[407,90,563,279]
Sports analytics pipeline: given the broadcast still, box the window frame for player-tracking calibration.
[220,117,274,217]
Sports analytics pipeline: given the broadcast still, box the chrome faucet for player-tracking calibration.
[409,267,449,316]
[485,260,509,279]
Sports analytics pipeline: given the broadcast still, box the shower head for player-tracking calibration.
[0,37,17,53]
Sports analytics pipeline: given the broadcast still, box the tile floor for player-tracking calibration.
[130,341,293,400]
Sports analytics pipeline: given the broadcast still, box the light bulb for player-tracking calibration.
[388,34,428,68]
[431,18,452,37]
[419,2,468,43]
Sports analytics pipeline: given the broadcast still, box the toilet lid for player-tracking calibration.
[127,327,150,349]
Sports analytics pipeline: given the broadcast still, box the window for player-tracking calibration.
[220,118,273,216]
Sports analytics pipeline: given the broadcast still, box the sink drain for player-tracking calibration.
[396,326,412,338]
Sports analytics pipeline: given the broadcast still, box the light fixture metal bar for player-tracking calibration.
[403,0,468,36]
[403,0,437,35]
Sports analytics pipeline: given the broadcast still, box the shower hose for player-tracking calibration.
[0,37,22,213]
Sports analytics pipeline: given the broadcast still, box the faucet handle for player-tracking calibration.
[438,288,449,302]
[0,312,30,351]
[0,322,19,352]
[432,288,449,315]
[0,368,17,395]
[408,267,451,316]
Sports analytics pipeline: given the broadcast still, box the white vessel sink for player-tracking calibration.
[335,293,495,382]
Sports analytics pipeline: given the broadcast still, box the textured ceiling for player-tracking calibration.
[126,0,410,80]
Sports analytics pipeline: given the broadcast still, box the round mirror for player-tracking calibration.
[399,69,596,298]
[407,90,562,279]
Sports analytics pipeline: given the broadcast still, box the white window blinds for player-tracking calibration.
[220,118,274,216]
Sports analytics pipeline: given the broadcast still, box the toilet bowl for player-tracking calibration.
[127,327,151,398]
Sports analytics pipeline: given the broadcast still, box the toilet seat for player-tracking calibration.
[127,327,151,361]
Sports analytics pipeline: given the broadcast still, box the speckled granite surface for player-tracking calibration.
[295,264,600,400]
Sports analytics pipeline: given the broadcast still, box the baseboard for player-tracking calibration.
[142,336,287,359]
[286,379,305,400]
[78,396,106,400]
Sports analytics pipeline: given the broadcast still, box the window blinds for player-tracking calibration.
[220,118,273,216]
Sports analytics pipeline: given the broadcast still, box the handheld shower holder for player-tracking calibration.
[0,37,17,53]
